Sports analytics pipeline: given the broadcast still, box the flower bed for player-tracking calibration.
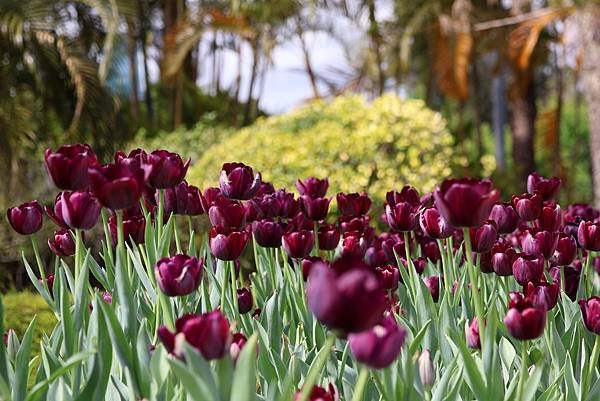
[3,145,600,401]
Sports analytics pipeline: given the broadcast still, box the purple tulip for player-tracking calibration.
[578,220,600,251]
[209,226,249,261]
[375,264,400,291]
[469,221,497,253]
[535,202,563,232]
[348,316,406,369]
[526,281,559,311]
[553,233,577,265]
[200,187,225,213]
[491,242,517,276]
[88,163,146,210]
[237,288,253,314]
[296,177,328,199]
[336,192,371,217]
[434,178,499,228]
[7,201,43,235]
[155,255,203,297]
[504,293,546,340]
[301,256,327,281]
[340,231,368,258]
[109,213,145,245]
[318,224,341,251]
[512,253,545,286]
[230,332,248,362]
[219,162,261,200]
[521,229,559,259]
[527,172,561,200]
[299,195,330,221]
[423,276,440,302]
[162,181,203,216]
[208,198,246,229]
[146,150,190,189]
[306,258,388,334]
[579,297,600,335]
[489,202,520,234]
[512,192,543,222]
[158,311,231,359]
[420,207,452,239]
[44,144,98,190]
[48,229,75,257]
[465,318,481,349]
[549,265,581,301]
[282,230,315,259]
[294,384,337,401]
[60,191,101,230]
[252,219,283,248]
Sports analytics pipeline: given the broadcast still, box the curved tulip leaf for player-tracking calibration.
[230,334,259,401]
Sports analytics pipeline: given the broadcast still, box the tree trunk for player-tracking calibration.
[491,69,507,171]
[138,0,154,125]
[126,18,140,124]
[509,70,537,187]
[296,17,320,98]
[367,0,385,96]
[244,36,260,125]
[579,2,600,207]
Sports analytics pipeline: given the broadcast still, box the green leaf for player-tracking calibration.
[408,319,432,356]
[167,356,217,401]
[446,332,487,400]
[521,362,544,401]
[12,316,37,401]
[230,334,259,401]
[26,351,90,401]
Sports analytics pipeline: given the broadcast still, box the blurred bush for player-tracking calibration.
[188,94,459,206]
[3,292,55,353]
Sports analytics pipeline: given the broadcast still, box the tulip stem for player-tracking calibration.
[219,260,228,313]
[30,236,49,297]
[581,335,600,401]
[173,217,182,253]
[312,222,320,256]
[351,366,370,401]
[437,239,451,299]
[229,261,239,317]
[157,189,164,243]
[296,333,336,401]
[516,341,528,401]
[462,228,485,349]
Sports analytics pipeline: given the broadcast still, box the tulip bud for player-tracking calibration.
[536,202,563,232]
[418,349,435,388]
[200,187,224,213]
[420,207,452,239]
[38,274,54,294]
[375,264,400,291]
[44,144,98,190]
[491,242,517,276]
[511,192,543,221]
[553,234,577,265]
[521,229,559,259]
[422,240,441,263]
[251,219,283,248]
[423,276,440,302]
[209,226,249,261]
[526,281,559,311]
[465,319,481,349]
[158,311,231,360]
[489,202,520,234]
[318,224,341,251]
[294,384,337,401]
[60,191,101,230]
[307,258,388,334]
[527,172,561,200]
[163,181,203,216]
[230,332,247,362]
[237,288,253,314]
[288,212,314,231]
[296,177,328,199]
[578,220,600,251]
[155,255,203,297]
[381,234,406,263]
[579,297,600,335]
[340,231,367,258]
[48,229,75,257]
[208,198,246,229]
[348,316,406,369]
[469,220,497,253]
[434,178,499,228]
[109,213,145,245]
[102,291,113,304]
[385,202,419,232]
[144,150,190,189]
[386,186,420,206]
[549,265,581,301]
[512,253,545,286]
[282,230,314,259]
[299,195,330,221]
[301,256,327,281]
[7,201,43,235]
[336,192,371,217]
[504,295,546,340]
[219,162,261,200]
[412,257,427,275]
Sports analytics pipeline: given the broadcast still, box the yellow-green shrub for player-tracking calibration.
[188,94,459,206]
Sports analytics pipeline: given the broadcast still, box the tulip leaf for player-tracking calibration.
[11,316,36,401]
[88,256,110,290]
[408,319,432,357]
[181,343,220,399]
[168,356,215,401]
[564,353,579,401]
[127,246,157,303]
[26,351,91,401]
[522,362,544,401]
[446,332,487,401]
[230,334,259,401]
[431,358,458,401]
[22,254,53,308]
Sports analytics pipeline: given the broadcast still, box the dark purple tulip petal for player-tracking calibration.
[578,220,600,251]
[579,297,600,335]
[348,316,406,369]
[60,191,101,230]
[155,254,203,297]
[527,172,561,200]
[434,178,499,228]
[147,150,190,189]
[420,207,452,239]
[48,229,75,257]
[209,226,250,261]
[489,202,520,234]
[7,201,43,235]
[252,219,283,248]
[512,192,543,222]
[237,288,253,314]
[220,162,261,200]
[44,144,98,190]
[503,294,546,340]
[282,230,314,259]
[512,253,545,286]
[296,177,328,199]
[89,163,146,210]
[526,281,559,311]
[336,192,371,217]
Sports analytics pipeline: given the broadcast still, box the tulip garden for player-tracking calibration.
[3,144,600,401]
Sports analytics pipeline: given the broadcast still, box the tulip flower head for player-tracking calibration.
[60,192,101,230]
[489,202,520,234]
[146,150,190,189]
[336,192,371,217]
[219,162,261,200]
[434,178,499,228]
[89,163,147,210]
[579,297,600,335]
[503,292,546,340]
[7,201,43,235]
[348,315,406,369]
[155,255,203,297]
[44,144,98,190]
[48,228,75,257]
[296,177,329,199]
[527,172,561,200]
[209,226,250,261]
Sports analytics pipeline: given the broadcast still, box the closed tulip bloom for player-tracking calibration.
[336,192,371,217]
[155,255,203,297]
[386,186,420,207]
[158,311,231,360]
[44,194,67,228]
[521,229,559,259]
[385,202,419,232]
[295,384,337,401]
[381,234,406,263]
[535,202,563,232]
[252,219,283,248]
[109,214,145,245]
[209,226,250,261]
[163,181,203,216]
[318,224,341,251]
[422,240,441,263]
[306,259,388,334]
[420,207,452,239]
[7,201,43,235]
[423,275,440,302]
[299,195,330,221]
[273,189,299,218]
[39,274,55,294]
[418,349,436,388]
[526,281,559,311]
[434,178,499,228]
[489,202,520,234]
[230,332,248,362]
[549,265,581,301]
[146,150,190,189]
[465,318,481,349]
[114,148,148,169]
[512,192,543,221]
[48,229,75,257]
[219,162,261,200]
[89,163,146,210]
[365,245,388,268]
[200,187,224,213]
[237,288,253,314]
[296,177,329,199]
[469,221,497,253]
[579,297,600,335]
[375,264,400,291]
[60,191,101,230]
[412,257,428,275]
[504,295,546,340]
[527,172,561,200]
[578,220,600,251]
[512,253,545,286]
[340,231,367,258]
[491,242,517,276]
[44,144,98,190]
[553,234,577,265]
[288,212,314,231]
[348,316,406,369]
[208,198,246,229]
[301,256,327,281]
[282,230,314,259]
[102,291,113,304]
